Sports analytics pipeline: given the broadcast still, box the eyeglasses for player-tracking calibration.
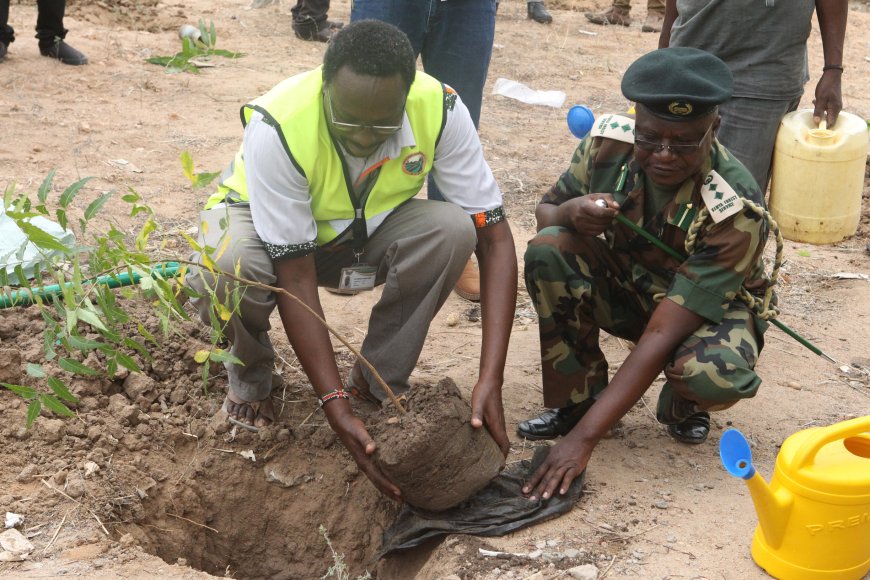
[634,121,715,156]
[325,89,404,137]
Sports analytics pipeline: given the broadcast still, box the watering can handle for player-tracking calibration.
[793,415,870,469]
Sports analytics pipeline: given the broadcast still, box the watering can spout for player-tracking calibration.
[720,430,791,549]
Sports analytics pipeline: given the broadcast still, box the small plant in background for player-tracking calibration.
[146,19,244,74]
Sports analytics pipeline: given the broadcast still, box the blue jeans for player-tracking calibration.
[351,0,496,201]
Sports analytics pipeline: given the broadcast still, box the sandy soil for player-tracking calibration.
[1,0,869,578]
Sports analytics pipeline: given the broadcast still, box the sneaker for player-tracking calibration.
[527,1,553,24]
[641,12,664,32]
[454,258,481,302]
[39,39,88,65]
[585,6,631,27]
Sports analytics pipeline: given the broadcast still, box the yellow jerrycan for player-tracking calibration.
[769,109,869,244]
[720,416,870,579]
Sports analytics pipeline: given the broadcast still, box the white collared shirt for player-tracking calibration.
[243,91,502,252]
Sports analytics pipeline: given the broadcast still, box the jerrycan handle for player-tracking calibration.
[793,415,870,469]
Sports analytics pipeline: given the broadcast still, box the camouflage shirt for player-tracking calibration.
[540,115,770,324]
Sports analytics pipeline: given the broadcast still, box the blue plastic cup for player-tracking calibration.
[567,105,595,139]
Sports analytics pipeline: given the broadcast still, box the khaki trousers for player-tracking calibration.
[186,199,477,402]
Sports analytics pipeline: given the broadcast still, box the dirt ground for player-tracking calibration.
[1,0,869,578]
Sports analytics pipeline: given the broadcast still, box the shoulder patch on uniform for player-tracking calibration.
[591,114,635,144]
[444,84,457,111]
[701,169,744,223]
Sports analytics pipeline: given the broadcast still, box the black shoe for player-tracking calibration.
[527,1,553,24]
[0,41,7,63]
[667,412,710,444]
[293,24,334,42]
[517,398,594,440]
[39,39,88,65]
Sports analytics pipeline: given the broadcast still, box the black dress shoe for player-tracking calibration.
[517,398,594,440]
[39,39,88,65]
[527,1,553,24]
[293,25,334,43]
[667,411,710,444]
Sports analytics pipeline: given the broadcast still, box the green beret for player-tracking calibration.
[621,47,733,121]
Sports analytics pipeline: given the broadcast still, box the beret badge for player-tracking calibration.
[668,101,694,116]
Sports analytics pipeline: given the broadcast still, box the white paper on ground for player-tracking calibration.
[492,78,566,108]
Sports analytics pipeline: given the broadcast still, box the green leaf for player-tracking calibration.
[16,221,70,253]
[58,177,92,209]
[40,394,75,417]
[58,358,101,376]
[193,171,221,189]
[67,334,105,351]
[208,349,243,365]
[37,169,57,204]
[26,363,46,378]
[47,376,78,403]
[114,352,141,373]
[123,337,152,360]
[2,383,37,399]
[84,190,115,221]
[55,208,68,231]
[180,151,196,183]
[26,400,42,428]
[65,308,79,333]
[76,307,108,332]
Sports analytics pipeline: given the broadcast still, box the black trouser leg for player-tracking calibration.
[1,0,16,45]
[36,0,67,46]
[291,0,330,29]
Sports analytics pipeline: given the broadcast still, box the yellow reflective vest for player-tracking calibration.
[205,67,447,246]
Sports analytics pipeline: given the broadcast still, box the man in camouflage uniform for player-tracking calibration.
[519,47,772,501]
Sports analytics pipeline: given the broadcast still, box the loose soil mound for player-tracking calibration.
[371,378,506,512]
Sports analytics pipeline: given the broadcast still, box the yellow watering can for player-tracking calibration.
[720,416,870,579]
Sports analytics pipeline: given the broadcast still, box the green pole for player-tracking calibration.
[612,213,837,363]
[0,262,182,309]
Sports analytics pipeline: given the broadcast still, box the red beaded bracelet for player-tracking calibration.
[318,389,351,407]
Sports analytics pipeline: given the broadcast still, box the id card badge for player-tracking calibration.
[337,264,376,293]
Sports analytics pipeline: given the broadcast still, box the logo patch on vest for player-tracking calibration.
[402,152,426,175]
[701,170,744,223]
[668,101,694,116]
[444,84,458,111]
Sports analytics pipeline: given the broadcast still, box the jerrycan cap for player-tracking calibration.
[776,416,870,500]
[805,119,838,146]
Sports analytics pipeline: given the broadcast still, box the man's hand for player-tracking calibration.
[325,403,402,502]
[470,378,509,456]
[813,69,843,128]
[522,430,594,500]
[557,195,619,236]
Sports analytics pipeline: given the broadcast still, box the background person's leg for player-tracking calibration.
[716,96,801,193]
[0,0,15,51]
[421,0,496,202]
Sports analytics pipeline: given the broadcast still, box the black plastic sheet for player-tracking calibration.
[378,446,585,558]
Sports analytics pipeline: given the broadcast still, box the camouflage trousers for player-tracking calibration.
[524,227,765,421]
